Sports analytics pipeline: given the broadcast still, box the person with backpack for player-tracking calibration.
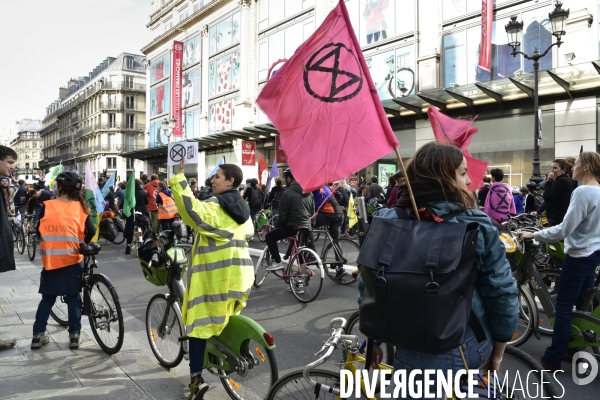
[243,178,263,223]
[156,181,177,231]
[523,182,541,213]
[360,142,518,396]
[483,168,515,223]
[266,177,285,219]
[364,175,384,205]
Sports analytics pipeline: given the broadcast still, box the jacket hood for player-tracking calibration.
[161,189,172,197]
[146,180,159,189]
[289,181,311,197]
[216,189,250,224]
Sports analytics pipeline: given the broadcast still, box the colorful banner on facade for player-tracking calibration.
[241,141,256,166]
[172,41,184,136]
[478,0,493,72]
[275,136,288,164]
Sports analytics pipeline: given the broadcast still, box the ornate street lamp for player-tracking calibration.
[505,1,569,185]
[161,117,177,144]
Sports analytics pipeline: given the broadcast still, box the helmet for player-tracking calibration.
[0,176,9,182]
[519,187,527,193]
[371,175,378,183]
[526,181,537,190]
[283,168,294,179]
[56,171,82,190]
[511,186,520,195]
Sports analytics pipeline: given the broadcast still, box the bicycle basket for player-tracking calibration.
[137,236,168,286]
[171,219,188,239]
[257,212,269,229]
[135,214,149,228]
[166,247,188,267]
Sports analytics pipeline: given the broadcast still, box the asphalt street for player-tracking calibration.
[14,235,600,398]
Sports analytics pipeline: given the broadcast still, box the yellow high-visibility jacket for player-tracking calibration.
[169,174,254,339]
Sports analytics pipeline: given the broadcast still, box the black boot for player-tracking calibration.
[125,245,131,255]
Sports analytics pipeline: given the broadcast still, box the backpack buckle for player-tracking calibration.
[375,267,386,284]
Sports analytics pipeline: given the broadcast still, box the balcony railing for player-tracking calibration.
[100,102,124,111]
[69,115,80,125]
[40,121,58,136]
[56,136,72,146]
[122,123,146,131]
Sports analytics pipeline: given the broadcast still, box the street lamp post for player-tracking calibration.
[505,1,569,185]
[161,117,177,144]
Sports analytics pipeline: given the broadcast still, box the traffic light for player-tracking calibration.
[102,169,107,178]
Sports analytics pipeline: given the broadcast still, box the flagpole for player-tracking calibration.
[393,146,420,220]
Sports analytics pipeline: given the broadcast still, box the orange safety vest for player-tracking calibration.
[158,192,177,219]
[39,199,86,270]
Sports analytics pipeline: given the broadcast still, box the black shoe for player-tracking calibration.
[189,375,209,400]
[125,246,131,255]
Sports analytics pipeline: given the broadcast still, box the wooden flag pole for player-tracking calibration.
[393,146,420,220]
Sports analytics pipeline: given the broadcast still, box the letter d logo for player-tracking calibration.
[572,351,598,385]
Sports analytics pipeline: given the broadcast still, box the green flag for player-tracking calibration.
[123,169,136,217]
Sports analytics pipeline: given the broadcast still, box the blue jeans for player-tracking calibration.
[541,253,598,368]
[33,294,81,335]
[393,333,493,400]
[189,337,207,377]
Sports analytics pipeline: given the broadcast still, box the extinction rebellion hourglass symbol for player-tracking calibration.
[303,43,364,103]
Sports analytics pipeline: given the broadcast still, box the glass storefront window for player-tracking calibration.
[185,108,201,139]
[209,11,240,55]
[149,120,168,148]
[209,96,239,135]
[150,53,170,84]
[208,49,241,98]
[442,0,480,21]
[183,35,201,68]
[150,82,170,117]
[366,45,415,100]
[522,5,553,73]
[443,31,467,86]
[258,0,314,30]
[182,68,200,107]
[344,0,415,47]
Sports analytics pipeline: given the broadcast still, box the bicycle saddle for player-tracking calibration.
[80,242,101,256]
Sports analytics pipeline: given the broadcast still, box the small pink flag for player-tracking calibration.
[427,107,489,191]
[257,0,398,193]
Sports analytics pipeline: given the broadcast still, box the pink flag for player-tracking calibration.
[258,153,268,185]
[427,107,489,191]
[256,0,398,193]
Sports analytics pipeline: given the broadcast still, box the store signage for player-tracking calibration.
[172,41,184,137]
[241,141,256,166]
[275,136,288,163]
[478,0,493,72]
[348,174,358,190]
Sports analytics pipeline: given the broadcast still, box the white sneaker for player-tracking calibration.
[287,280,305,294]
[266,261,285,271]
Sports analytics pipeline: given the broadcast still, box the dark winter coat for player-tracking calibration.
[0,192,15,272]
[543,174,577,226]
[275,181,314,230]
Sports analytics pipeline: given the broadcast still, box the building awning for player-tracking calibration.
[383,60,600,118]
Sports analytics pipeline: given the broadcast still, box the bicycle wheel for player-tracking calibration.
[50,296,69,327]
[254,247,271,288]
[146,293,184,368]
[478,346,560,399]
[322,239,359,285]
[86,275,124,354]
[345,224,358,240]
[288,248,323,303]
[218,339,278,400]
[16,230,25,254]
[533,268,560,335]
[257,225,271,243]
[508,285,536,347]
[27,233,36,261]
[344,310,394,366]
[267,369,368,400]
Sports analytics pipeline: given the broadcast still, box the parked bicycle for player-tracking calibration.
[267,317,559,399]
[49,243,124,355]
[256,209,275,242]
[140,230,278,400]
[254,230,324,303]
[128,211,151,253]
[15,213,37,261]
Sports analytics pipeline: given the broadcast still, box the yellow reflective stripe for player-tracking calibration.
[187,290,247,310]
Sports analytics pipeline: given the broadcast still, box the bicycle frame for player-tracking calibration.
[518,240,600,350]
[280,236,313,279]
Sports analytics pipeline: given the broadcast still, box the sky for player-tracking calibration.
[0,0,152,137]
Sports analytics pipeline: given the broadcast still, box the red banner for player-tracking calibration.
[172,41,183,136]
[348,174,358,190]
[241,141,256,166]
[275,136,288,164]
[478,0,493,73]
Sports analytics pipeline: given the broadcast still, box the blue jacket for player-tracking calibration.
[514,194,524,214]
[358,202,519,343]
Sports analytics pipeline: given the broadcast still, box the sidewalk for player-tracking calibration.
[0,254,231,400]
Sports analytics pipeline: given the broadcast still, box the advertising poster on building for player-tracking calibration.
[378,163,396,187]
[275,136,288,164]
[241,141,256,166]
[172,41,183,137]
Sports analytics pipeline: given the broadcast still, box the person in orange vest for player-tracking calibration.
[31,171,96,350]
[156,181,177,231]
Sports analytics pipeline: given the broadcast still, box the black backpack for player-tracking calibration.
[250,187,264,209]
[272,188,284,208]
[357,207,484,354]
[100,218,119,242]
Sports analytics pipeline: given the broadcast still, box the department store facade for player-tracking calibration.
[127,0,600,188]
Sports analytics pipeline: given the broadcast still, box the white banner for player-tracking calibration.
[168,141,198,166]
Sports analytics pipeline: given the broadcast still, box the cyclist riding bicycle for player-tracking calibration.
[265,168,315,272]
[169,159,254,400]
[31,171,97,350]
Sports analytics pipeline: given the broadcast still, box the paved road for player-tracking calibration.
[15,236,600,398]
